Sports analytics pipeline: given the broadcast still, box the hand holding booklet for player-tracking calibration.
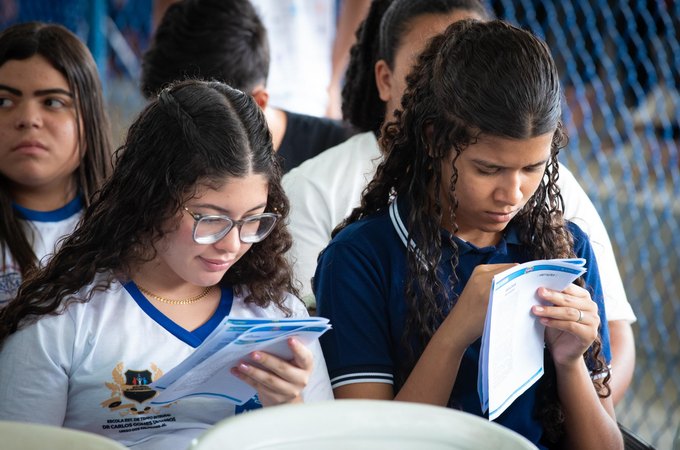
[477,258,587,421]
[149,317,331,405]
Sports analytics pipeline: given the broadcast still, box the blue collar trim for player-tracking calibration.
[124,281,234,348]
[13,195,84,222]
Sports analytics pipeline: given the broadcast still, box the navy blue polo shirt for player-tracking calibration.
[315,196,611,447]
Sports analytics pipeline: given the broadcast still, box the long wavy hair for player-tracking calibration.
[341,0,490,134]
[0,79,296,344]
[0,22,113,277]
[337,20,610,445]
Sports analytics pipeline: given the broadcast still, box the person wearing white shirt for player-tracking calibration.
[283,0,635,404]
[0,80,332,450]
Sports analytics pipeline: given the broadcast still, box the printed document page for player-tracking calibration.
[478,259,586,420]
[150,317,331,405]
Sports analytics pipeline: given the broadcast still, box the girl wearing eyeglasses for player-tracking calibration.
[0,79,332,450]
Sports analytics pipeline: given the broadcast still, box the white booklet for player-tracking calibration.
[149,317,331,405]
[477,258,587,421]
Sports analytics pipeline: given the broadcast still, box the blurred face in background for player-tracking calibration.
[0,55,81,205]
[375,10,485,123]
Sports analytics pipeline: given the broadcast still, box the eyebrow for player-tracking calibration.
[35,88,73,97]
[0,84,21,96]
[471,158,549,169]
[0,85,73,98]
[194,202,268,215]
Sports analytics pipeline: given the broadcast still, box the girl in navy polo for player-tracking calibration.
[315,20,622,449]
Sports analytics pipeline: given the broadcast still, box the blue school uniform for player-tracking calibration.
[314,196,611,448]
[1,195,84,306]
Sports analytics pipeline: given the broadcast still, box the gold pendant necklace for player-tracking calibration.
[136,284,213,305]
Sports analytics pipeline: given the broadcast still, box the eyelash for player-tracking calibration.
[0,97,68,109]
[44,98,66,108]
[477,166,544,175]
[525,165,545,173]
[477,168,500,175]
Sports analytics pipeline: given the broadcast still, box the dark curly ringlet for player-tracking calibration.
[0,22,113,277]
[341,0,490,133]
[0,79,295,346]
[337,20,610,445]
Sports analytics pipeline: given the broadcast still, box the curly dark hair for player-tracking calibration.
[141,0,269,98]
[341,0,490,133]
[0,22,113,277]
[0,79,296,344]
[336,20,610,445]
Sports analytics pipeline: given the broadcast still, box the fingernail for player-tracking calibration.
[289,337,299,346]
[534,306,544,312]
[251,352,262,361]
[239,363,250,371]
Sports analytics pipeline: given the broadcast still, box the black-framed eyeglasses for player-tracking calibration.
[183,207,280,244]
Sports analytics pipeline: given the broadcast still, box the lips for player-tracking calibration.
[485,210,517,223]
[12,140,47,152]
[200,257,234,271]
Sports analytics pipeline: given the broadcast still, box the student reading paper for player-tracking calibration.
[0,79,332,450]
[314,20,623,449]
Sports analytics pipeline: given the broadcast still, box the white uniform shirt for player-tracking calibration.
[283,131,636,322]
[0,279,333,450]
[0,197,83,307]
[283,132,382,305]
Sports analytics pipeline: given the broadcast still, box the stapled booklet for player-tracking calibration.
[478,258,587,421]
[149,317,331,405]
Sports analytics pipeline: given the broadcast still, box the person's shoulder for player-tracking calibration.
[565,220,593,255]
[53,277,124,316]
[279,110,356,171]
[283,132,379,184]
[566,220,588,240]
[284,110,353,139]
[12,278,120,336]
[326,209,394,250]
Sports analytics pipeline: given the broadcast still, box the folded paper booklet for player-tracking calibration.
[149,317,331,405]
[478,258,587,421]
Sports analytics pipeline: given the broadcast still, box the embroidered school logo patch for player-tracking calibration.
[101,362,169,416]
[123,370,156,403]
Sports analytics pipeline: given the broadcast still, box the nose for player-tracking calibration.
[212,226,242,254]
[495,172,524,206]
[14,101,43,129]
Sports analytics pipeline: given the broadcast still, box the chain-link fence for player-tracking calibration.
[491,1,680,448]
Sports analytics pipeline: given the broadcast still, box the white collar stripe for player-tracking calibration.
[389,198,428,267]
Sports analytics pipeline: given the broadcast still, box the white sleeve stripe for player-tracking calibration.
[331,372,394,383]
[332,378,395,389]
